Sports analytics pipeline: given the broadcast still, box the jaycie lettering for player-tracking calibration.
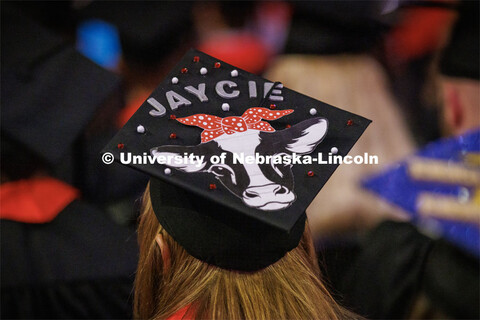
[146,80,284,117]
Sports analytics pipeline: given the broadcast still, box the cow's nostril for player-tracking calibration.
[275,186,288,195]
[244,190,259,198]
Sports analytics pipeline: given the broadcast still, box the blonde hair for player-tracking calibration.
[134,184,358,319]
[265,54,415,235]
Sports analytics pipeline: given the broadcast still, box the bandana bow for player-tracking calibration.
[177,107,294,143]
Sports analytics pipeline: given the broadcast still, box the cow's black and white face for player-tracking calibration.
[151,117,328,211]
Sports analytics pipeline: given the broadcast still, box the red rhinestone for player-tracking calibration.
[193,56,200,62]
[214,62,221,68]
[285,124,291,128]
[169,133,177,139]
[117,143,124,149]
[209,183,217,190]
[307,171,314,177]
[181,68,188,74]
[169,114,177,120]
[270,104,276,109]
[347,119,354,126]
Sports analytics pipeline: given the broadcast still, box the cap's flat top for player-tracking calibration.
[104,49,371,233]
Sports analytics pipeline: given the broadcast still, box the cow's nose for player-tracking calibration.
[243,184,289,200]
[244,189,259,198]
[274,185,288,195]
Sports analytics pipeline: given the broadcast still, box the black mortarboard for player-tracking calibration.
[1,5,121,167]
[78,1,193,65]
[103,49,371,271]
[440,1,479,80]
[285,1,390,55]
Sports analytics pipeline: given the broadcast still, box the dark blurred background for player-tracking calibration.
[1,1,478,319]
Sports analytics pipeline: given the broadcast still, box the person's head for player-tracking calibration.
[439,1,480,136]
[134,183,355,320]
[265,54,415,235]
[102,50,370,319]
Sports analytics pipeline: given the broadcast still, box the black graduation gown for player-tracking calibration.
[1,200,139,319]
[320,221,479,319]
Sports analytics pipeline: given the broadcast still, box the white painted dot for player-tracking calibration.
[237,123,242,127]
[331,147,338,154]
[269,113,273,116]
[203,122,208,125]
[200,67,207,75]
[171,77,179,84]
[222,103,230,111]
[309,108,317,115]
[240,128,245,131]
[136,125,145,134]
[231,69,238,77]
[164,168,172,175]
[199,116,204,120]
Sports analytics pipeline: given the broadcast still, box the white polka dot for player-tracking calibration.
[237,123,242,127]
[231,69,238,77]
[249,111,253,114]
[171,77,179,84]
[331,147,339,154]
[199,116,204,120]
[222,103,230,111]
[164,168,172,175]
[269,113,273,116]
[136,125,145,134]
[200,67,207,75]
[309,108,317,115]
[203,122,208,125]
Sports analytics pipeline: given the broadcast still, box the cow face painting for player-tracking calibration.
[151,108,328,211]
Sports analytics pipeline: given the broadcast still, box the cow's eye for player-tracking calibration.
[208,165,237,185]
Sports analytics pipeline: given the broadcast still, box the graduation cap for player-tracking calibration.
[103,49,371,271]
[78,1,194,66]
[440,0,479,80]
[1,5,121,167]
[285,1,390,55]
[362,129,480,257]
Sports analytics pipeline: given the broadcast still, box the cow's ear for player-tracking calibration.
[285,118,328,154]
[150,147,207,172]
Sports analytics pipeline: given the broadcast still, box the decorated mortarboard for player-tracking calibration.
[362,129,480,257]
[1,5,120,166]
[103,49,371,271]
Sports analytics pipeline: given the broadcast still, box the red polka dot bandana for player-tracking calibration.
[177,107,294,143]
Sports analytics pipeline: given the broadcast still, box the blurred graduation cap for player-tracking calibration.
[439,0,479,80]
[1,5,121,168]
[103,49,371,270]
[78,1,193,66]
[285,1,392,55]
[362,129,480,256]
